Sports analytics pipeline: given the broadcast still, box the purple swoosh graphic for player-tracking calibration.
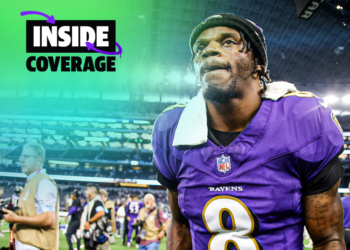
[21,11,55,24]
[86,42,122,57]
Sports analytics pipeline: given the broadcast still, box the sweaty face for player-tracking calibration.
[193,26,255,103]
[20,147,41,175]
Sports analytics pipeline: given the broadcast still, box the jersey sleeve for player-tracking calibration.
[152,112,181,189]
[296,97,344,183]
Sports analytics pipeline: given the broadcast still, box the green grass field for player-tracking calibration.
[0,219,311,249]
[0,219,166,250]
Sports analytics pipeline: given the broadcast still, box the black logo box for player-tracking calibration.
[26,20,116,53]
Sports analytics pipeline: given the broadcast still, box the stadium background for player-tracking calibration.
[1,0,350,249]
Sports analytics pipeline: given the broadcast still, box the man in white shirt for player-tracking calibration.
[117,202,126,240]
[2,142,59,250]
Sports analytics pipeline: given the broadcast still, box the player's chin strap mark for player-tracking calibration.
[239,31,247,53]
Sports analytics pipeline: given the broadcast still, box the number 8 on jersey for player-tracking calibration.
[202,196,263,250]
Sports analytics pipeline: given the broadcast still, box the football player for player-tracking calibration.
[11,186,22,209]
[126,194,143,248]
[152,13,346,249]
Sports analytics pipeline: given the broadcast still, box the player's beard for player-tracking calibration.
[201,58,255,104]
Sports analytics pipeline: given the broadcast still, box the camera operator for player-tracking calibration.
[2,142,59,250]
[99,189,116,244]
[136,194,169,250]
[65,190,83,250]
[79,184,110,250]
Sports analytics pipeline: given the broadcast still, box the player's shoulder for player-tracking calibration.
[152,102,187,147]
[276,89,329,124]
[277,89,321,112]
[274,88,343,139]
[154,102,187,130]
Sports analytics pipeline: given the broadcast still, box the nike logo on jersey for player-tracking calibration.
[318,101,328,109]
[208,186,243,192]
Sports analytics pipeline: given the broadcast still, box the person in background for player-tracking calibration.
[114,198,121,236]
[117,200,126,240]
[137,194,169,250]
[11,186,22,209]
[126,194,143,248]
[123,196,132,246]
[80,183,109,250]
[0,187,4,237]
[65,189,83,250]
[2,142,59,250]
[66,193,73,211]
[99,189,116,234]
[342,183,350,249]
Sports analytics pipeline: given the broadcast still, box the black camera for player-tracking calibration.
[0,198,12,220]
[132,220,144,229]
[0,198,19,221]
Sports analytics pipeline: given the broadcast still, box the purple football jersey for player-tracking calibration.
[152,94,344,249]
[126,201,143,219]
[342,195,350,228]
[11,193,20,207]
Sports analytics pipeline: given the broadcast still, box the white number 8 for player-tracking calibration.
[202,196,262,250]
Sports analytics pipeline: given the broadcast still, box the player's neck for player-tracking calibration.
[206,81,262,132]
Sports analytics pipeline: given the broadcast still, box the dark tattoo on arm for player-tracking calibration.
[167,189,192,250]
[304,179,345,250]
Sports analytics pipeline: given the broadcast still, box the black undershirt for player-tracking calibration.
[157,127,344,196]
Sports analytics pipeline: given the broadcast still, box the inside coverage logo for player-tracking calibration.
[22,11,122,72]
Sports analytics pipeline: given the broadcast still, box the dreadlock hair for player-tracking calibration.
[239,31,247,53]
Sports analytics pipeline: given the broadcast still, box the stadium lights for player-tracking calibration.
[324,95,339,104]
[183,72,196,84]
[131,160,139,165]
[342,95,350,104]
[48,160,79,166]
[337,5,343,10]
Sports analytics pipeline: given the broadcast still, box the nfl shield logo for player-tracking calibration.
[217,155,231,174]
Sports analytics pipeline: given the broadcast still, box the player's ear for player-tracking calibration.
[257,63,262,72]
[256,57,262,72]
